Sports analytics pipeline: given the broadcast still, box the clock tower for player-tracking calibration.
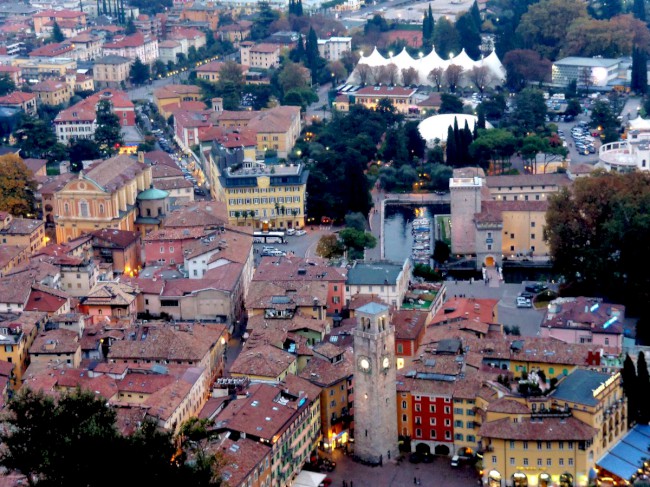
[352,302,398,464]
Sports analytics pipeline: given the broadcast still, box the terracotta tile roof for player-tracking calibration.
[31,328,80,355]
[114,406,148,435]
[144,227,206,242]
[103,32,151,49]
[163,201,228,229]
[29,42,74,58]
[480,416,596,441]
[55,89,133,123]
[119,276,164,295]
[246,280,329,310]
[83,281,138,307]
[0,272,36,304]
[161,269,241,295]
[250,43,279,53]
[117,372,174,394]
[431,297,498,325]
[158,40,181,48]
[486,173,572,188]
[22,158,47,175]
[198,396,228,420]
[215,110,258,123]
[214,437,271,487]
[0,91,36,104]
[90,228,140,249]
[154,84,201,99]
[153,178,193,191]
[34,9,85,18]
[0,217,43,235]
[392,309,427,341]
[0,245,26,270]
[247,106,300,134]
[25,285,70,313]
[141,366,204,422]
[229,343,296,378]
[299,346,353,387]
[487,397,531,414]
[542,297,624,335]
[183,228,252,262]
[169,27,205,40]
[253,256,347,283]
[355,85,417,97]
[83,155,146,192]
[32,79,68,93]
[417,93,442,107]
[108,323,226,362]
[348,293,388,309]
[144,150,176,167]
[196,60,226,72]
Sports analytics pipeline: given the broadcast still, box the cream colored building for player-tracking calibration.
[93,56,131,86]
[240,42,280,69]
[32,79,72,106]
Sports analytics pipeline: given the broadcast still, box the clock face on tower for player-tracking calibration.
[358,356,371,373]
[382,356,390,370]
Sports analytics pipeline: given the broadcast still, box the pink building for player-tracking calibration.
[539,297,624,354]
[143,227,209,266]
[102,33,159,65]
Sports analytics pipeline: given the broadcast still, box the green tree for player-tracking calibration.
[130,57,150,85]
[433,239,450,263]
[632,47,648,94]
[50,21,65,43]
[125,17,137,35]
[339,227,377,259]
[0,74,15,96]
[69,139,101,172]
[278,61,310,93]
[565,98,582,117]
[455,12,481,59]
[446,126,457,166]
[638,352,650,424]
[511,88,547,135]
[544,172,650,311]
[438,93,464,114]
[433,16,461,59]
[0,154,36,217]
[588,0,622,19]
[590,100,618,130]
[13,117,57,159]
[633,0,647,21]
[422,4,435,51]
[251,2,280,40]
[316,233,344,258]
[345,212,367,231]
[94,99,123,155]
[516,0,588,60]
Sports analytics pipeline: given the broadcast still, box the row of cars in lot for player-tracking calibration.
[515,283,549,308]
[565,123,598,156]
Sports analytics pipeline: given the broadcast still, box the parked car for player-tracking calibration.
[525,283,548,294]
[516,296,532,308]
[295,229,307,236]
[285,228,296,236]
[451,455,460,467]
[409,452,422,464]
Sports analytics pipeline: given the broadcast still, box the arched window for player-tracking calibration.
[99,204,105,215]
[64,202,70,215]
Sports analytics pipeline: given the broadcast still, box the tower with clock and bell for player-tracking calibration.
[352,302,399,464]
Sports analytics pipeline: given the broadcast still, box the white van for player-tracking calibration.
[286,228,296,236]
[516,296,532,308]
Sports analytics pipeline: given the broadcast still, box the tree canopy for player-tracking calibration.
[94,99,123,156]
[130,57,150,85]
[0,154,36,217]
[544,172,650,312]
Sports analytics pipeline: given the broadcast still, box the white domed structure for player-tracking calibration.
[418,114,493,144]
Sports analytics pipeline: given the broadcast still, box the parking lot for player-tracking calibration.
[252,226,339,265]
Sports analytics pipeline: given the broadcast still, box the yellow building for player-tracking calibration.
[153,84,202,119]
[53,155,152,243]
[246,106,302,159]
[240,42,280,69]
[0,311,46,389]
[32,79,72,106]
[229,344,297,382]
[479,369,626,487]
[352,86,417,113]
[0,212,46,254]
[486,174,572,202]
[210,155,307,230]
[93,56,131,87]
[13,58,77,78]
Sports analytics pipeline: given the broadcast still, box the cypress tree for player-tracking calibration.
[633,0,646,21]
[297,0,303,16]
[470,0,482,31]
[446,126,456,166]
[632,47,648,94]
[477,109,486,129]
[638,352,650,424]
[622,354,638,426]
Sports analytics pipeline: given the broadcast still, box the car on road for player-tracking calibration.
[295,229,307,236]
[516,296,533,308]
[286,228,296,236]
[525,283,548,294]
[450,455,460,467]
[409,452,422,464]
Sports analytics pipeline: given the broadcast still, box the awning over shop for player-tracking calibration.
[597,424,650,480]
[293,470,327,487]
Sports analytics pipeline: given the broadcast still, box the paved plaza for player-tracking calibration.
[320,449,481,487]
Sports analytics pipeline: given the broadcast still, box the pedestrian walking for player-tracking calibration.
[414,477,417,484]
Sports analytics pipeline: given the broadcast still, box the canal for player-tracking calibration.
[383,203,450,263]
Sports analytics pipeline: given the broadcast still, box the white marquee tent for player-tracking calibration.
[347,47,506,88]
[418,114,493,144]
